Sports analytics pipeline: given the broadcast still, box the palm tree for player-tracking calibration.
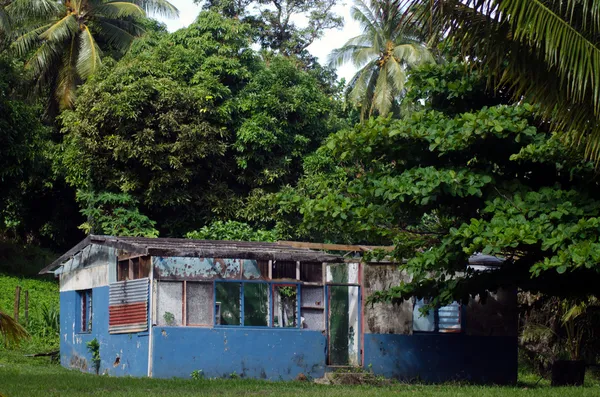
[329,0,432,119]
[6,0,178,110]
[400,0,600,161]
[0,310,29,346]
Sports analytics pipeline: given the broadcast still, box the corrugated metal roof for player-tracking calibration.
[109,278,149,334]
[40,235,344,274]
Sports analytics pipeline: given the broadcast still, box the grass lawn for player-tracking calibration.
[1,350,599,397]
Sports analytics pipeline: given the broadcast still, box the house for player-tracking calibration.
[40,235,517,384]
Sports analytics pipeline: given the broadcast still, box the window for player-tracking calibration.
[117,255,151,281]
[413,298,462,333]
[79,290,92,333]
[154,261,326,330]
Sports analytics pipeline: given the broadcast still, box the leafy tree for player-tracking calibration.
[59,11,343,236]
[77,191,158,237]
[234,55,346,188]
[5,0,178,110]
[204,0,342,57]
[401,0,600,161]
[278,62,600,307]
[187,220,279,242]
[329,0,432,119]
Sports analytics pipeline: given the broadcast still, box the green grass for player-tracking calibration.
[0,351,599,397]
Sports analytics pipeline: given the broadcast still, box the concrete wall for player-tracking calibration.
[151,327,326,380]
[60,287,150,377]
[363,264,413,334]
[364,333,517,384]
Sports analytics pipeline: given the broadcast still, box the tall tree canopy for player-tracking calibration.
[401,0,600,161]
[274,62,600,307]
[5,0,177,110]
[59,11,344,237]
[329,0,432,119]
[203,0,342,58]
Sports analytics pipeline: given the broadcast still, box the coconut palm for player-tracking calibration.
[6,0,178,110]
[399,0,600,161]
[329,0,432,119]
[0,310,29,346]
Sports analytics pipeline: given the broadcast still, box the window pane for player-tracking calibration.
[157,281,182,326]
[216,283,241,325]
[438,302,461,333]
[187,282,214,326]
[413,298,435,332]
[243,283,269,326]
[273,285,297,327]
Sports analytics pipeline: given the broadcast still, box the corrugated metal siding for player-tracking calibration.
[109,278,149,334]
[438,302,461,332]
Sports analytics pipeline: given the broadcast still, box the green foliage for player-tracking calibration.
[77,191,158,237]
[205,0,342,58]
[163,312,175,326]
[402,0,600,161]
[279,62,600,306]
[186,221,278,242]
[86,338,101,375]
[0,274,59,351]
[60,11,343,236]
[5,0,178,109]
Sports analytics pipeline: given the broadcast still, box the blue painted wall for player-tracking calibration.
[364,333,517,384]
[60,287,149,377]
[151,327,326,380]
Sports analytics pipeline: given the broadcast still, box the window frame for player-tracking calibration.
[78,289,93,333]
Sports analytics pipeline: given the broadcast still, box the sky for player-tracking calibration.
[156,1,361,82]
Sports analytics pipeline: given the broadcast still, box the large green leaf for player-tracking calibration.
[76,25,102,79]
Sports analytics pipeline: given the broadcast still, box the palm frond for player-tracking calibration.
[76,24,102,79]
[11,22,53,56]
[56,34,79,109]
[40,14,77,42]
[0,310,29,346]
[6,0,64,23]
[95,19,136,51]
[128,0,178,18]
[372,64,393,116]
[401,0,600,161]
[328,43,378,68]
[91,2,146,19]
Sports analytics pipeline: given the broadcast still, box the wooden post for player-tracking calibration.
[14,286,21,322]
[24,290,29,324]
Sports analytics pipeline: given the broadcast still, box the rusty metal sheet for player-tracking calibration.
[153,257,243,280]
[109,278,148,334]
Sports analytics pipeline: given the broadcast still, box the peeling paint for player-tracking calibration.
[153,257,247,280]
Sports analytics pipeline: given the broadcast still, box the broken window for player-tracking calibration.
[186,282,213,326]
[157,281,183,326]
[413,298,462,333]
[117,255,151,281]
[273,285,298,327]
[78,289,92,333]
[216,282,241,325]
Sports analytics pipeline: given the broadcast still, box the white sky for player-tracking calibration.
[156,1,361,82]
